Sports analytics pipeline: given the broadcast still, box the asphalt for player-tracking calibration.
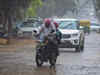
[0,32,100,75]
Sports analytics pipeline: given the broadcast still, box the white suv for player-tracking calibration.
[54,18,85,52]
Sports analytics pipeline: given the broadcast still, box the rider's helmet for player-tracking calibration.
[53,22,59,28]
[44,18,51,27]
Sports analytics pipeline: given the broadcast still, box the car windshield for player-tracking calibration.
[59,21,78,29]
[21,21,42,28]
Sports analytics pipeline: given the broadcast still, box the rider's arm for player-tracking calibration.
[51,22,56,33]
[39,25,44,34]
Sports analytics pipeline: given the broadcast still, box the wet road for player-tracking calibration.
[0,32,100,75]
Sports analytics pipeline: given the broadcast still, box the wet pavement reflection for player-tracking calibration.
[0,32,100,75]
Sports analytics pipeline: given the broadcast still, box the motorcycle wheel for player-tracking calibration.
[49,54,57,67]
[36,55,43,67]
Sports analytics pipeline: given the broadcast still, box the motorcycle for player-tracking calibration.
[34,30,58,67]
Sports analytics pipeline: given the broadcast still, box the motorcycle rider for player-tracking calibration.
[53,22,62,44]
[39,18,56,42]
[53,22,62,56]
[38,18,60,56]
[35,18,59,67]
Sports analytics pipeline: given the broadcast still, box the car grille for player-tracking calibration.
[62,34,71,38]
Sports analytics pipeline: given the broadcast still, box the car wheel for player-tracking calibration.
[49,55,57,68]
[81,44,84,52]
[80,39,84,52]
[17,31,23,37]
[75,38,81,52]
[36,55,43,67]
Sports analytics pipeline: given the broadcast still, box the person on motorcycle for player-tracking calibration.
[53,22,62,56]
[35,19,59,67]
[39,18,56,42]
[38,18,59,56]
[53,22,62,44]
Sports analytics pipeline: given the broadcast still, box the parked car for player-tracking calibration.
[17,20,42,37]
[54,18,85,52]
[90,23,100,33]
[24,17,42,23]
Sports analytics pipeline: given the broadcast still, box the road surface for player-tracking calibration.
[0,32,100,75]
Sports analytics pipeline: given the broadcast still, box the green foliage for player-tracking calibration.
[26,0,42,17]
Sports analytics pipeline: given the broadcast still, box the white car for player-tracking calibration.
[90,23,100,33]
[54,18,85,52]
[17,21,42,38]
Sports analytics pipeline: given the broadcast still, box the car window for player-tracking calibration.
[33,22,42,27]
[21,22,33,27]
[59,21,78,30]
[20,21,42,28]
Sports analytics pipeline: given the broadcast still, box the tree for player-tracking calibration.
[95,0,100,20]
[26,0,42,17]
[37,0,76,18]
[0,0,42,40]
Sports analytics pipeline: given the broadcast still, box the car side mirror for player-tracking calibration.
[33,30,37,33]
[32,30,39,39]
